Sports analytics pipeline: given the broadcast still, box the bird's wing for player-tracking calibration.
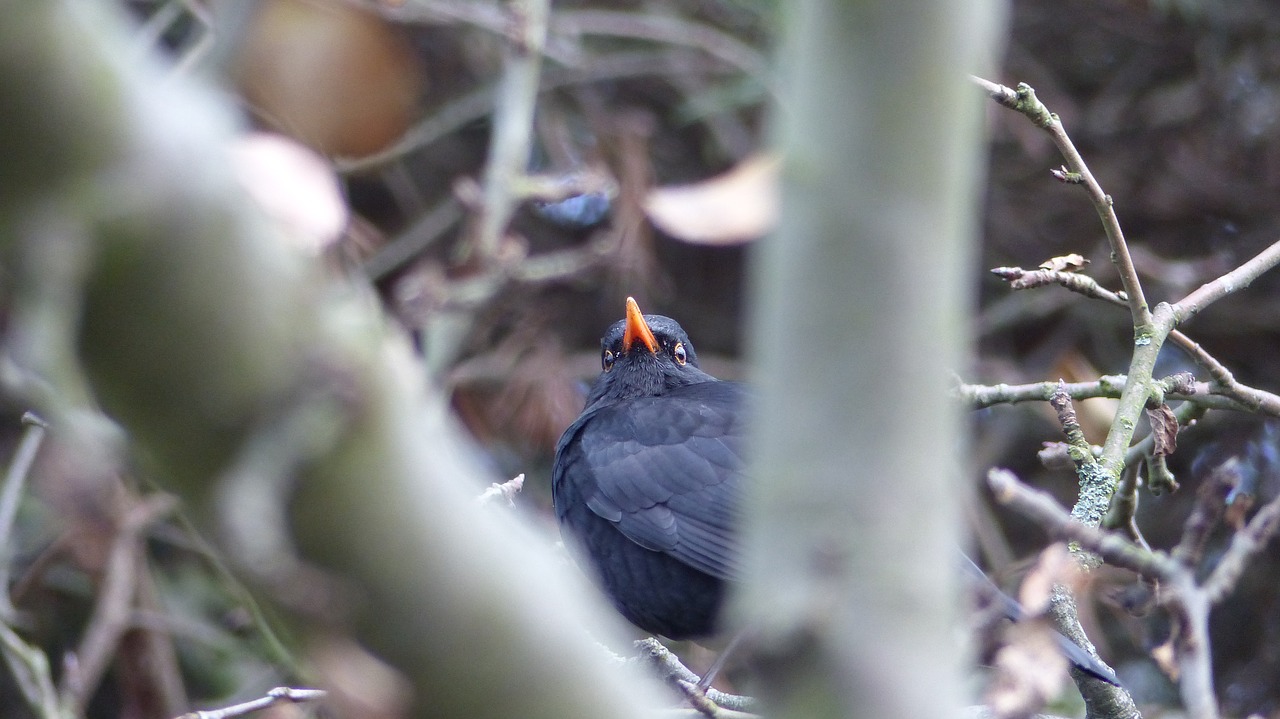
[557,381,747,582]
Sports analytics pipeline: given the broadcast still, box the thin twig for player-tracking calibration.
[0,412,48,620]
[362,196,464,281]
[340,47,737,173]
[987,469,1179,581]
[172,686,327,719]
[0,621,60,719]
[987,468,1228,719]
[1173,238,1280,323]
[1169,461,1233,570]
[477,473,525,506]
[1169,330,1280,413]
[973,77,1149,327]
[552,10,771,83]
[989,264,1280,414]
[957,375,1236,410]
[60,493,177,715]
[1202,492,1280,604]
[632,638,758,714]
[471,0,550,260]
[991,266,1126,304]
[1048,381,1096,468]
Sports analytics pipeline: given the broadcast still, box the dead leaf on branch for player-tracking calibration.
[987,621,1069,719]
[643,152,778,245]
[1017,544,1080,616]
[1151,637,1179,681]
[1146,402,1179,457]
[1038,253,1090,272]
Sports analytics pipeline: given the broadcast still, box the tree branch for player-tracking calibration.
[973,77,1149,328]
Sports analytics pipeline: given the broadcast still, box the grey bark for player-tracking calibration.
[735,2,1005,717]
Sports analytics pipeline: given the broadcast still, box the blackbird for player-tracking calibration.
[553,298,1119,685]
[553,297,744,639]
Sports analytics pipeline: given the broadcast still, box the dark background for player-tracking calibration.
[6,0,1280,716]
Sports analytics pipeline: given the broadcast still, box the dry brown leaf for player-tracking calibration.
[1018,544,1078,615]
[1150,638,1179,681]
[1225,491,1256,531]
[987,621,1069,719]
[1039,253,1090,272]
[643,152,779,245]
[1145,402,1179,457]
[232,132,349,254]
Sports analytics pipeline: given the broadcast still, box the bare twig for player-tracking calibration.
[1105,464,1150,551]
[1173,239,1280,323]
[986,467,1279,719]
[172,686,327,719]
[0,413,48,620]
[1171,332,1280,414]
[1202,491,1280,604]
[978,74,1280,719]
[362,196,464,281]
[991,266,1126,304]
[552,10,771,83]
[961,376,1125,408]
[1048,381,1095,469]
[339,48,730,174]
[989,264,1280,414]
[471,0,550,261]
[973,77,1149,326]
[477,473,525,507]
[60,493,177,715]
[0,621,60,719]
[632,638,758,714]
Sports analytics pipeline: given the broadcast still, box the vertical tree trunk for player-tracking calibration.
[737,2,1005,717]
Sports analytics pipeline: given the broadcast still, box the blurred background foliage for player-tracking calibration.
[5,0,1280,716]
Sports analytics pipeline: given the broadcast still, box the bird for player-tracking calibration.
[552,297,1119,684]
[553,297,744,640]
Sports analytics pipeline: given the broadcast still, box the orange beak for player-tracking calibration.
[621,297,658,354]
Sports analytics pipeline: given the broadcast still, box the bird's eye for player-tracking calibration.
[602,349,615,372]
[673,342,687,366]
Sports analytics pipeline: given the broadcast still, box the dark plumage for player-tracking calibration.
[552,298,1120,687]
[553,298,744,639]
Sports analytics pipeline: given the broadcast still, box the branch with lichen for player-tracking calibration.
[975,78,1280,513]
[989,264,1280,415]
[972,78,1280,719]
[988,467,1280,719]
[956,373,1256,413]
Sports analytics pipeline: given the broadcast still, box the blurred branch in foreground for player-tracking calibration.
[0,2,666,718]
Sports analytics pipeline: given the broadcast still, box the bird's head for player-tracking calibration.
[584,297,714,407]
